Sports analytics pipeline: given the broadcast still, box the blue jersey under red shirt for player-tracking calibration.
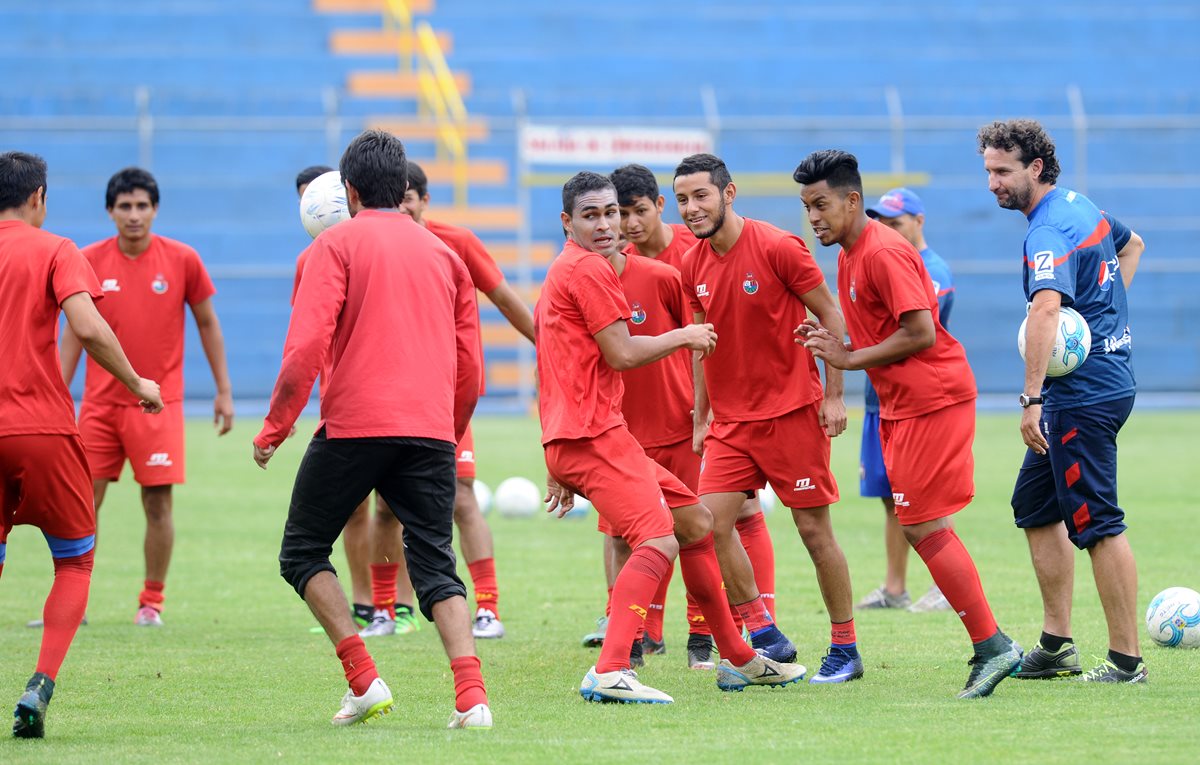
[1023,188,1135,410]
[864,245,954,414]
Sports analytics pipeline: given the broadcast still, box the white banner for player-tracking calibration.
[520,125,714,166]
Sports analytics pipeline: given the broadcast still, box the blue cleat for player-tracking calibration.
[749,625,797,664]
[809,645,865,684]
[958,636,1023,699]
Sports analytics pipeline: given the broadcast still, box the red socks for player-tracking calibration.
[36,550,94,680]
[734,597,774,634]
[370,562,400,618]
[596,546,671,673]
[735,512,776,619]
[685,592,711,636]
[680,534,756,665]
[467,557,499,619]
[604,586,614,618]
[450,655,489,712]
[831,618,857,646]
[139,579,165,612]
[335,635,379,696]
[643,560,673,642]
[913,528,998,643]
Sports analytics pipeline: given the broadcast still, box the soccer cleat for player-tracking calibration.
[472,609,505,639]
[855,585,911,610]
[1081,658,1148,684]
[331,677,393,726]
[629,639,645,668]
[641,634,666,656]
[809,645,866,684]
[134,606,163,627]
[394,608,421,635]
[359,611,396,638]
[26,614,88,629]
[579,666,673,704]
[1012,641,1083,679]
[12,672,54,739]
[581,616,608,647]
[447,703,493,729]
[687,633,716,670]
[352,603,374,629]
[750,625,798,664]
[907,586,951,613]
[958,637,1023,699]
[716,653,807,691]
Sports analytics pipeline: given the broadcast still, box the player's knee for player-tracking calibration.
[673,504,713,545]
[44,533,96,561]
[790,506,832,544]
[279,556,334,598]
[413,579,468,622]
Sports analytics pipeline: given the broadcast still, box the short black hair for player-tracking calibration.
[0,151,47,212]
[406,161,429,199]
[977,119,1061,185]
[105,167,160,210]
[673,153,732,192]
[339,130,408,209]
[792,149,864,197]
[296,165,333,193]
[610,164,659,207]
[562,171,615,215]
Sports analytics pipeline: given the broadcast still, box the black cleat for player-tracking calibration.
[628,639,645,668]
[641,634,666,656]
[12,672,54,739]
[687,633,716,670]
[1012,641,1083,679]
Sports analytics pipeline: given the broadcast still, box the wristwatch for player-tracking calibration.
[1019,394,1044,408]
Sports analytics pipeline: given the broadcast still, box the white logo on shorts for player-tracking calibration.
[794,478,815,492]
[892,492,911,507]
[146,452,173,467]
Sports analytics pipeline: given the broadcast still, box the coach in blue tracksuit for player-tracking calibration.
[980,118,1147,684]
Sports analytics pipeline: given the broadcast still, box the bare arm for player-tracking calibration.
[59,322,84,386]
[484,279,536,344]
[691,310,712,455]
[593,318,716,372]
[1118,231,1144,289]
[61,292,163,412]
[800,309,936,371]
[191,298,234,435]
[798,282,848,437]
[1019,289,1062,454]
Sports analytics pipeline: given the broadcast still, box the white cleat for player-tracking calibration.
[447,703,493,729]
[134,606,163,627]
[716,653,807,692]
[332,677,394,726]
[579,666,673,704]
[358,611,397,637]
[472,609,505,639]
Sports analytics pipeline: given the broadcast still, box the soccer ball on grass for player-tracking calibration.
[493,477,542,519]
[1145,587,1200,648]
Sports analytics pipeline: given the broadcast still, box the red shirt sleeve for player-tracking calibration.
[772,234,826,298]
[458,229,504,294]
[570,258,631,335]
[867,246,933,321]
[254,239,347,448]
[51,239,102,305]
[452,258,482,442]
[290,251,308,307]
[183,247,217,306]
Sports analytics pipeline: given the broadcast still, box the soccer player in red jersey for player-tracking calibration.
[794,149,1022,698]
[57,167,233,628]
[540,171,805,704]
[351,161,537,641]
[673,153,863,683]
[2,151,164,738]
[255,131,491,728]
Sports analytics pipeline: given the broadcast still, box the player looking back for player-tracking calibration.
[674,153,863,684]
[979,119,1147,683]
[539,171,806,704]
[795,149,1022,699]
[254,130,491,728]
[2,151,163,738]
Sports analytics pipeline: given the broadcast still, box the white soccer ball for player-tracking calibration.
[1017,306,1092,377]
[1145,586,1200,648]
[473,480,492,516]
[757,485,778,514]
[493,477,542,519]
[299,170,350,238]
[563,494,591,519]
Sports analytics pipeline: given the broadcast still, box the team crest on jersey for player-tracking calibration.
[849,279,857,302]
[742,272,759,295]
[151,273,169,294]
[630,302,647,325]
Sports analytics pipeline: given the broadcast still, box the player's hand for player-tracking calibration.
[287,424,298,439]
[544,474,574,518]
[1021,405,1049,455]
[214,390,234,436]
[820,396,848,438]
[253,443,276,470]
[692,416,709,455]
[794,317,822,339]
[800,325,855,370]
[132,377,164,414]
[680,323,718,356]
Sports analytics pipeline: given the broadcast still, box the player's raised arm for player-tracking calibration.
[61,291,163,412]
[594,317,716,371]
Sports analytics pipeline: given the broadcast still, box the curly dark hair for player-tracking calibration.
[977,119,1061,185]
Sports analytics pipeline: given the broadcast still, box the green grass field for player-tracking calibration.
[2,410,1196,764]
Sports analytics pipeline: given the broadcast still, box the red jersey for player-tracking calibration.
[838,220,976,420]
[682,218,827,423]
[625,223,697,272]
[255,209,481,448]
[425,218,505,294]
[291,248,332,402]
[80,235,215,406]
[618,254,693,447]
[0,221,102,437]
[536,240,630,444]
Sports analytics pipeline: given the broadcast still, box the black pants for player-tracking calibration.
[278,430,463,620]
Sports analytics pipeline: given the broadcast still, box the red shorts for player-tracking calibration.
[598,437,700,535]
[1,433,96,545]
[880,399,976,524]
[547,426,694,547]
[79,401,185,485]
[456,425,476,480]
[699,401,838,509]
